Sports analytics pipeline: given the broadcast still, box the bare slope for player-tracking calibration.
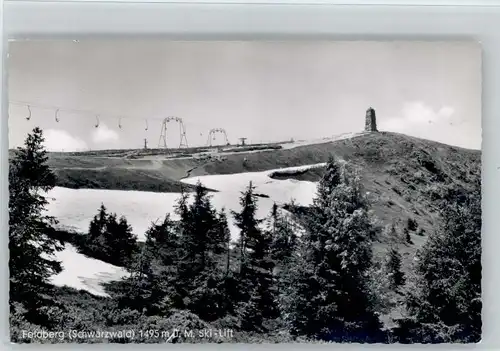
[44,131,480,195]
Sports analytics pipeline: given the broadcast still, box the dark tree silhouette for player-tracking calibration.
[9,127,64,325]
[284,156,383,342]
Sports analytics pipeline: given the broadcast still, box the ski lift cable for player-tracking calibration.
[10,100,184,125]
[11,100,218,138]
[10,100,215,127]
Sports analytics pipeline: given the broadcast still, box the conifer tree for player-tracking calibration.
[117,215,180,314]
[215,209,241,316]
[399,180,481,342]
[385,246,405,289]
[417,228,426,236]
[85,206,137,267]
[216,209,232,274]
[146,214,179,265]
[268,203,298,303]
[114,243,154,313]
[175,187,191,226]
[233,182,278,329]
[86,204,111,260]
[177,182,219,274]
[407,218,418,232]
[176,183,229,321]
[232,181,261,275]
[106,214,137,267]
[88,204,108,239]
[388,222,399,240]
[284,156,382,342]
[173,188,192,302]
[9,127,64,322]
[269,203,297,265]
[314,155,342,210]
[404,227,413,245]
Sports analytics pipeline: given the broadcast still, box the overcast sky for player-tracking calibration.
[8,40,481,151]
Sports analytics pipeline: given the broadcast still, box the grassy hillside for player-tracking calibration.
[44,131,479,177]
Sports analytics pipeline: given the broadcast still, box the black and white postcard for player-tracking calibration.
[8,40,481,344]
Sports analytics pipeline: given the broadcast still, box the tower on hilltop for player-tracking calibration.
[365,107,378,132]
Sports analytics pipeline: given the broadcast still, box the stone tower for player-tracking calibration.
[365,107,378,132]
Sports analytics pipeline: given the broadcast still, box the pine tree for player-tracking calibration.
[388,222,399,240]
[284,156,382,342]
[399,180,481,343]
[177,182,219,274]
[232,181,261,275]
[114,243,154,314]
[215,209,241,316]
[173,188,192,304]
[268,203,298,303]
[85,206,137,267]
[175,187,191,226]
[407,218,418,232]
[404,227,413,245]
[417,228,426,236]
[216,209,232,274]
[108,215,138,267]
[314,155,342,210]
[88,204,108,241]
[146,214,179,265]
[233,182,278,330]
[269,203,297,265]
[176,183,229,321]
[385,246,405,289]
[239,287,264,331]
[9,127,64,324]
[117,215,180,315]
[85,204,111,260]
[232,181,263,277]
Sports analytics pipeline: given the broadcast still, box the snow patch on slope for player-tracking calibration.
[280,132,365,149]
[45,163,323,242]
[44,163,326,296]
[49,243,129,297]
[45,187,182,240]
[267,163,326,178]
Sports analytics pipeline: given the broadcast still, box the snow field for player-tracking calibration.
[279,132,364,149]
[49,243,129,297]
[43,163,324,296]
[44,163,324,242]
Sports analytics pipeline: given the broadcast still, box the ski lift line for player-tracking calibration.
[10,100,106,119]
[10,100,177,123]
[10,100,215,131]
